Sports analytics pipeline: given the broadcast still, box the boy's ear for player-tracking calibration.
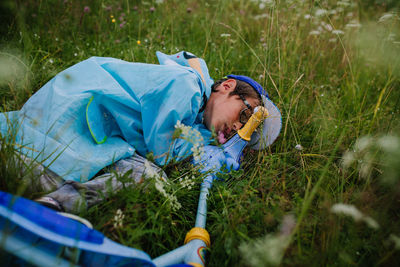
[221,79,237,93]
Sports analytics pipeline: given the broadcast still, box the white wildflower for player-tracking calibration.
[145,160,181,210]
[254,13,269,20]
[279,214,296,236]
[252,0,274,9]
[341,135,399,180]
[331,203,363,221]
[220,33,231,37]
[49,59,54,64]
[337,1,350,7]
[295,144,303,151]
[329,10,337,15]
[179,175,196,189]
[154,178,166,194]
[315,9,327,17]
[324,24,333,32]
[387,33,396,42]
[144,160,162,179]
[355,136,372,152]
[329,38,337,43]
[341,151,355,168]
[345,22,361,29]
[155,0,164,4]
[331,203,379,229]
[377,135,399,152]
[155,175,181,210]
[239,214,295,266]
[0,53,27,87]
[390,234,400,250]
[309,30,321,35]
[364,216,379,230]
[240,234,290,266]
[304,14,312,19]
[379,13,394,23]
[174,121,204,163]
[332,30,345,35]
[113,209,125,229]
[359,151,373,178]
[74,53,78,56]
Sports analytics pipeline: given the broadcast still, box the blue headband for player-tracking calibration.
[227,74,269,99]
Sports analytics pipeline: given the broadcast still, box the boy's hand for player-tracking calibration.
[193,145,239,174]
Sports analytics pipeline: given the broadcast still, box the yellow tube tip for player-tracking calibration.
[237,106,269,141]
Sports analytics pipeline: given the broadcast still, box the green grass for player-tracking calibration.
[1,0,400,266]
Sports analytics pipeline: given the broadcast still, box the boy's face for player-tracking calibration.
[203,79,259,139]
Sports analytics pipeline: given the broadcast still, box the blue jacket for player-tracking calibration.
[0,51,214,182]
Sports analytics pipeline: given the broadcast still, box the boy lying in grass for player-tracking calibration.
[0,51,281,213]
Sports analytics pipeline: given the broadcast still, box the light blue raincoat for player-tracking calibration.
[0,51,214,182]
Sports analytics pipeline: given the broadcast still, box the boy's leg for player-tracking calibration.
[12,153,65,211]
[45,153,166,213]
[17,153,64,193]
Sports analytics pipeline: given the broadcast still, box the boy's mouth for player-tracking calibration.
[217,130,227,144]
[217,125,231,144]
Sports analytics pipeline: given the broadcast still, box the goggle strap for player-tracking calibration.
[239,94,253,110]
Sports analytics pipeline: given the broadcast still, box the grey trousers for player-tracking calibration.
[21,153,166,214]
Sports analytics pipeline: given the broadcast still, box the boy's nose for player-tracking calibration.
[232,121,243,131]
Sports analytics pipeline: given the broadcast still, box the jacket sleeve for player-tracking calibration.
[139,68,211,165]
